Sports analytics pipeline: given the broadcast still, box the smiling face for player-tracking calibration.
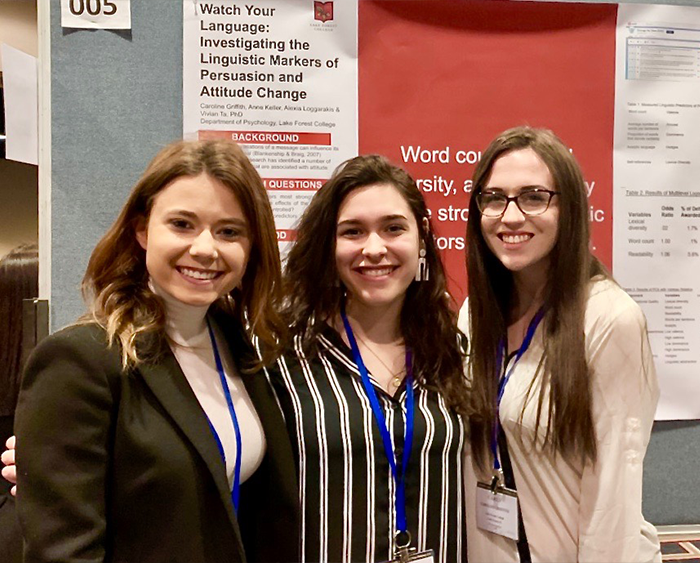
[136,173,251,307]
[335,183,421,314]
[480,148,559,284]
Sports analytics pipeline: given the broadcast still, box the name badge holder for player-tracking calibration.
[340,309,435,563]
[475,309,544,542]
[390,534,436,563]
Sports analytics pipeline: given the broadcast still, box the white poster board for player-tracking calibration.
[183,0,358,254]
[614,4,700,419]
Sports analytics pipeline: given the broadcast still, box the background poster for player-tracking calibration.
[358,0,615,304]
[184,0,358,252]
[613,4,700,419]
[184,0,700,420]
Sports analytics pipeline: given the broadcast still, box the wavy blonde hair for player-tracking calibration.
[82,139,284,369]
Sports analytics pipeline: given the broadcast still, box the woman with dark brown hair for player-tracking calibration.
[0,243,38,563]
[13,139,298,562]
[268,154,469,562]
[0,244,38,432]
[460,126,660,562]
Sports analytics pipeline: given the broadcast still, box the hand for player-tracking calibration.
[1,435,17,496]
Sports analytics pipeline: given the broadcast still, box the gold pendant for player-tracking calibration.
[391,376,403,388]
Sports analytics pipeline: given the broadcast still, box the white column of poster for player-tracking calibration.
[184,0,358,253]
[614,4,700,420]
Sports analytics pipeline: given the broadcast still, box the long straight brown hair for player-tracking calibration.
[83,139,285,369]
[467,126,607,471]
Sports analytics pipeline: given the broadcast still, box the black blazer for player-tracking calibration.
[15,314,299,563]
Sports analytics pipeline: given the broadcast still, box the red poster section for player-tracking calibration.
[358,0,616,304]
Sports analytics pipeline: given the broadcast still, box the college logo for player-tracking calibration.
[314,1,333,23]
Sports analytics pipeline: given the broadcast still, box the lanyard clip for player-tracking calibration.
[395,530,413,563]
[490,470,504,494]
[396,546,412,563]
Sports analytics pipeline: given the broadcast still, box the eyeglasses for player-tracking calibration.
[475,188,560,217]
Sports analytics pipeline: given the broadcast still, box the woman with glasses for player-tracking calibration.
[459,126,660,562]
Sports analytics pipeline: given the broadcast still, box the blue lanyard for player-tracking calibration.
[491,308,545,474]
[206,319,243,514]
[340,309,415,535]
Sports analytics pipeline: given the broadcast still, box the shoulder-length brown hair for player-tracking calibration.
[0,244,39,416]
[284,154,468,413]
[83,139,284,369]
[467,126,607,470]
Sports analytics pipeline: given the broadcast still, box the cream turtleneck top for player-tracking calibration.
[154,282,266,487]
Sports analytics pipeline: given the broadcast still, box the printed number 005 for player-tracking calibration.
[69,0,117,16]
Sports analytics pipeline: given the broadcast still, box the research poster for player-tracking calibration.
[613,4,700,419]
[183,0,358,253]
[183,0,700,420]
[357,0,615,303]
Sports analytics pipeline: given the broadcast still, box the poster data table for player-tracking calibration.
[615,5,700,419]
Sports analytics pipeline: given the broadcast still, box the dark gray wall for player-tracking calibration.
[49,0,700,525]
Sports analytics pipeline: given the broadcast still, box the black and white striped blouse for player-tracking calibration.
[265,325,466,563]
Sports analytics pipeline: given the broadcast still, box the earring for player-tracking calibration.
[415,248,429,282]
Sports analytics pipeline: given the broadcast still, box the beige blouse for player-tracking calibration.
[458,278,661,563]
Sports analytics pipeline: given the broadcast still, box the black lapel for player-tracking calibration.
[210,312,301,561]
[136,334,245,556]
